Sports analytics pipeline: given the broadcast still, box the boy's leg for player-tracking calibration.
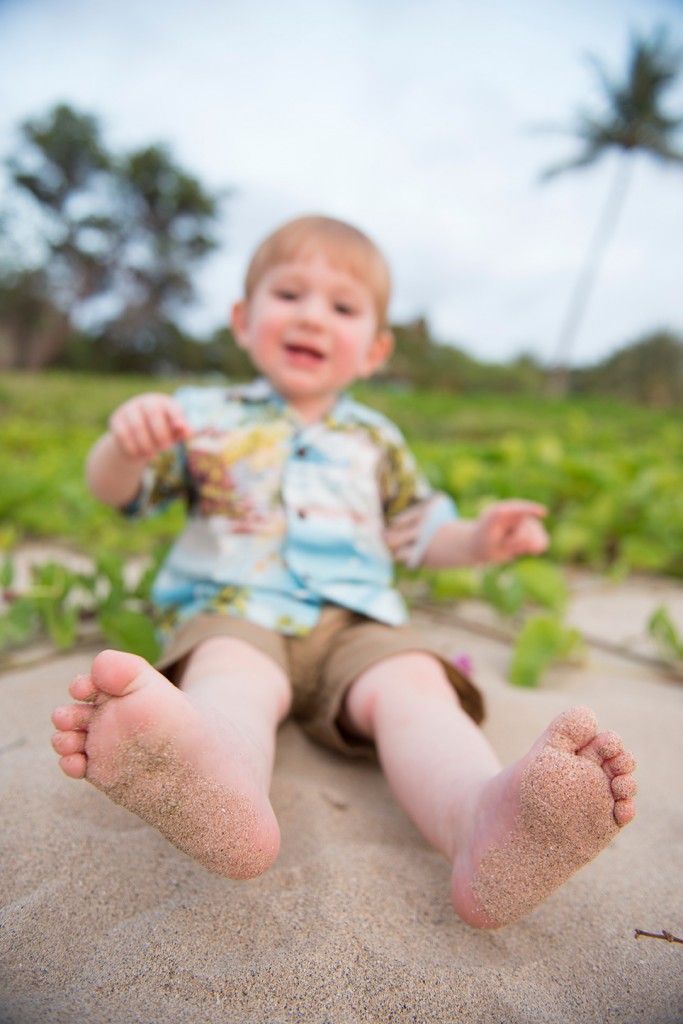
[343,652,636,929]
[52,638,291,879]
[177,636,290,794]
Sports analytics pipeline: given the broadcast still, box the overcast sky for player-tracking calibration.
[1,0,682,366]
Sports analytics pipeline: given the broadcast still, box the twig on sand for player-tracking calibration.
[0,737,27,756]
[634,929,683,945]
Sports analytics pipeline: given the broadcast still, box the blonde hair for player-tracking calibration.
[244,215,392,326]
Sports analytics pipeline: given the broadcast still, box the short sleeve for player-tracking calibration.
[378,423,458,568]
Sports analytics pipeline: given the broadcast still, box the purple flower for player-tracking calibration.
[449,653,473,676]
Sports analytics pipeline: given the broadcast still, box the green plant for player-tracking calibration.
[426,557,580,687]
[648,606,683,669]
[3,372,682,687]
[509,614,584,688]
[0,551,162,664]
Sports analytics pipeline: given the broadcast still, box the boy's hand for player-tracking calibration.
[473,500,548,564]
[109,393,193,461]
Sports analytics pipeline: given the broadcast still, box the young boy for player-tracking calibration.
[51,215,636,929]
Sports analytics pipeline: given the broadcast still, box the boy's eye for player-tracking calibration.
[334,302,356,316]
[275,289,298,301]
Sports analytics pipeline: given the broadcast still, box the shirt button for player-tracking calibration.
[297,508,307,518]
[296,447,307,458]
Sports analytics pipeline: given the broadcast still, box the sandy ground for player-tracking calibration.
[1,573,682,1024]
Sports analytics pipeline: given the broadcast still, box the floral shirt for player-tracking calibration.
[129,380,457,639]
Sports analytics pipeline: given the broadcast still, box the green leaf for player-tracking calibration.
[95,549,126,585]
[132,552,167,601]
[44,602,79,649]
[648,605,683,665]
[31,561,76,602]
[0,556,13,590]
[428,568,478,602]
[94,550,127,610]
[0,598,37,649]
[98,608,160,663]
[513,558,569,613]
[620,535,672,573]
[446,456,482,494]
[552,521,593,563]
[509,614,583,688]
[0,478,46,517]
[482,567,525,617]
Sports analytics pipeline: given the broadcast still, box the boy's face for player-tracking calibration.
[232,249,393,421]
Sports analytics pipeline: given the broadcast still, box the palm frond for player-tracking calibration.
[539,146,606,182]
[541,25,683,179]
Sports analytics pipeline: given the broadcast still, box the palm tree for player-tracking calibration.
[541,27,683,393]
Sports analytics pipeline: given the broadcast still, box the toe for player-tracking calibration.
[580,730,624,765]
[52,703,93,730]
[611,774,637,801]
[614,797,636,827]
[547,706,599,753]
[69,674,98,702]
[52,730,87,756]
[58,752,87,779]
[604,750,636,779]
[91,649,157,698]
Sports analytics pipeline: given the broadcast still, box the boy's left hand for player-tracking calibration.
[473,500,548,564]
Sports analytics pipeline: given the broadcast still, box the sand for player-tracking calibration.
[1,572,682,1024]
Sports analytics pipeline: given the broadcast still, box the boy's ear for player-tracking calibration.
[362,329,394,377]
[231,300,249,349]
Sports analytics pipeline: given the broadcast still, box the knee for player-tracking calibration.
[345,652,456,737]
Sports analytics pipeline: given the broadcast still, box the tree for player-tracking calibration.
[573,329,683,405]
[0,104,225,369]
[99,143,222,354]
[0,268,65,369]
[540,27,683,393]
[0,105,114,366]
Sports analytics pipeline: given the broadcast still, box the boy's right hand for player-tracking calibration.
[109,393,193,461]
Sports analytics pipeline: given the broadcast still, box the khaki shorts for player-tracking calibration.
[157,606,485,757]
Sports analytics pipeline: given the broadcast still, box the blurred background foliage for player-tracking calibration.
[2,371,682,582]
[0,101,682,403]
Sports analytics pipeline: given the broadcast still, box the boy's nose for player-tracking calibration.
[296,294,327,328]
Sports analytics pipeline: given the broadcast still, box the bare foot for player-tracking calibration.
[51,650,281,879]
[450,706,637,929]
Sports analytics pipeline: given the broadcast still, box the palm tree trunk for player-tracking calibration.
[547,156,634,395]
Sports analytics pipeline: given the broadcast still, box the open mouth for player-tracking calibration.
[284,342,326,364]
